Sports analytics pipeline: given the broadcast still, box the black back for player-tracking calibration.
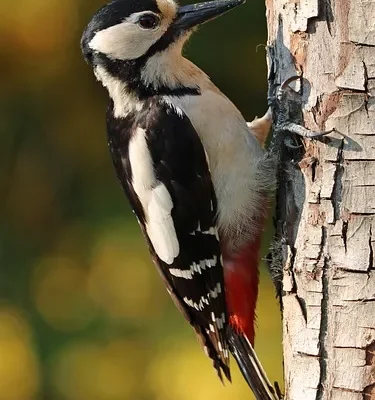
[107,97,231,380]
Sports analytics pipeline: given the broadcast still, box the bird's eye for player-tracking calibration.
[138,14,159,29]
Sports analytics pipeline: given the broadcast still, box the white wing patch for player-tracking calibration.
[147,184,179,264]
[128,128,179,264]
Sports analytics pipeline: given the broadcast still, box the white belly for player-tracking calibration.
[167,90,272,246]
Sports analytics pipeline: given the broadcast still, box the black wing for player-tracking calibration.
[107,98,230,380]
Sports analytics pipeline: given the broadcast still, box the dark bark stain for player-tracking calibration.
[306,0,334,35]
[364,340,375,399]
[316,251,329,400]
[331,137,345,222]
[369,226,373,270]
[342,220,348,252]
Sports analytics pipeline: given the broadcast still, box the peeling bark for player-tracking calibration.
[266,0,375,399]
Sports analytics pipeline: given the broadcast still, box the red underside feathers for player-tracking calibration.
[223,235,262,346]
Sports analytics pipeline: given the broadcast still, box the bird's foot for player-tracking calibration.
[268,74,335,150]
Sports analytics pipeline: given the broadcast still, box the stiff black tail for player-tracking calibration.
[227,328,282,400]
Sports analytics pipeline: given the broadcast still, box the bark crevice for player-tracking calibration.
[316,254,329,400]
[266,0,375,398]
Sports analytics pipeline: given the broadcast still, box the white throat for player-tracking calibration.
[141,39,209,90]
[94,66,143,118]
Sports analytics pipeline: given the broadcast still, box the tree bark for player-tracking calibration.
[265,1,375,399]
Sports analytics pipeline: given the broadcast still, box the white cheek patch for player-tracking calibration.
[89,16,162,61]
[128,128,179,264]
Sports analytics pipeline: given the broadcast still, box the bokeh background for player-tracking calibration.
[0,0,282,399]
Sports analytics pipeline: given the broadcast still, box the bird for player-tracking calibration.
[81,0,278,398]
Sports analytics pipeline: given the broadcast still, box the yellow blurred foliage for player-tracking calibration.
[0,0,81,94]
[1,0,77,55]
[29,226,282,398]
[0,306,40,400]
[88,224,167,320]
[147,339,251,400]
[32,257,96,331]
[2,0,282,398]
[254,268,283,390]
[45,104,109,175]
[52,222,93,258]
[52,339,141,400]
[146,269,283,400]
[6,149,60,235]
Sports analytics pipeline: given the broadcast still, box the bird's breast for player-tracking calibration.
[166,90,268,247]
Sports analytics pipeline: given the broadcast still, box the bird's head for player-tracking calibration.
[81,0,245,96]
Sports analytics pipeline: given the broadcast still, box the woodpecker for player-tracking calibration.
[81,0,278,398]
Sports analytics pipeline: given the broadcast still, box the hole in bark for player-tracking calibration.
[311,158,317,182]
[366,341,375,365]
[364,384,375,399]
[365,341,375,398]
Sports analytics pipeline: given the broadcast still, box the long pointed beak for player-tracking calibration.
[173,0,245,32]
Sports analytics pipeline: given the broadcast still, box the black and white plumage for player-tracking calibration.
[107,97,230,377]
[81,0,279,398]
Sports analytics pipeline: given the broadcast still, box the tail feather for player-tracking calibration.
[227,328,281,400]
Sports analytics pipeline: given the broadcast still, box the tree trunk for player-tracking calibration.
[265,1,375,399]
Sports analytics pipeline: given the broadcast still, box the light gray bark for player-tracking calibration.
[265,1,375,399]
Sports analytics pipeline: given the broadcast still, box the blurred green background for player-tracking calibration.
[0,0,282,399]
